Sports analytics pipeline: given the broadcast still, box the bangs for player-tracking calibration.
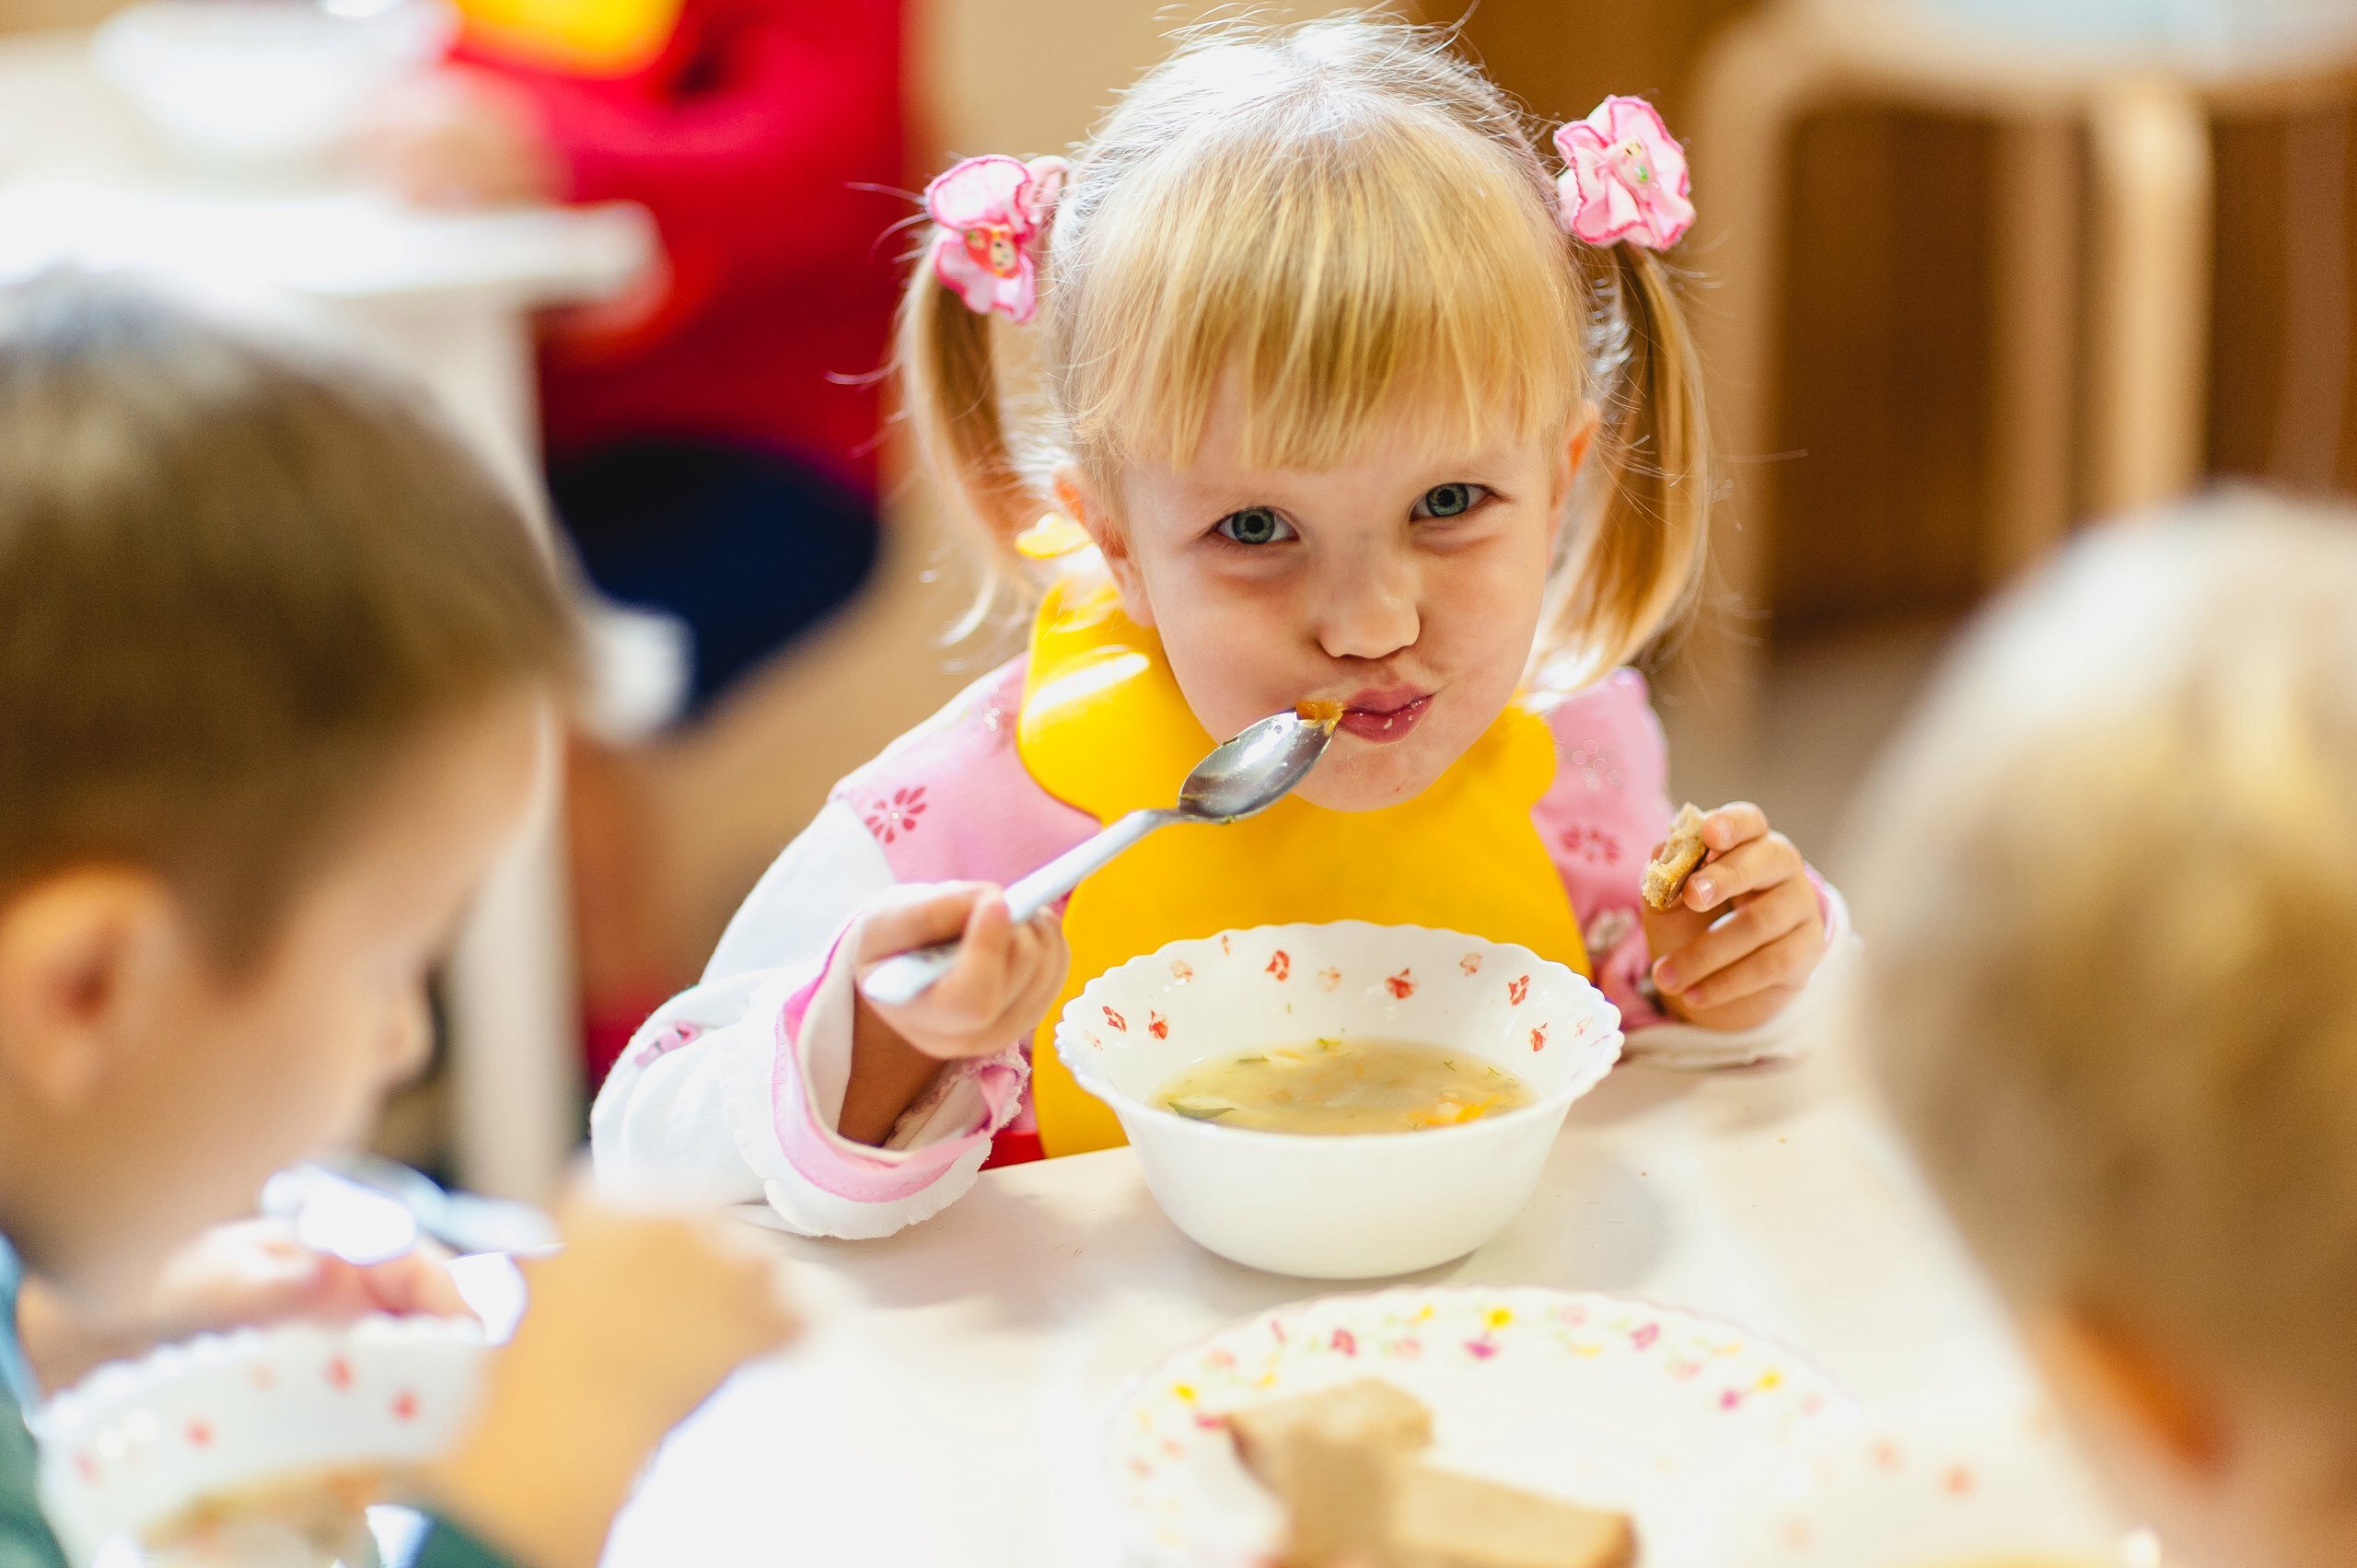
[1056,103,1583,473]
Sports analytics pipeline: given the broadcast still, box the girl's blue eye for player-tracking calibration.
[1414,482,1488,520]
[1216,506,1294,546]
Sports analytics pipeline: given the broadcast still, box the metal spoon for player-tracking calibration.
[858,707,1338,1008]
[261,1155,561,1262]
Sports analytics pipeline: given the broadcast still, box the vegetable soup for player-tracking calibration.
[1153,1037,1531,1134]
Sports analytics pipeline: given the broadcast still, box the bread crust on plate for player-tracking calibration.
[1228,1378,1638,1568]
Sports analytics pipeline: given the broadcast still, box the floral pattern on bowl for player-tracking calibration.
[1055,923,1624,1277]
[33,1315,486,1567]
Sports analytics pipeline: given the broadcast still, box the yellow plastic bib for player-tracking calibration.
[1020,573,1589,1157]
[456,0,683,76]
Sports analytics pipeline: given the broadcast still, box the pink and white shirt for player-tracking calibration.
[588,661,1852,1238]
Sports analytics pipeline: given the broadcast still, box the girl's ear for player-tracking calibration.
[1558,400,1601,502]
[1571,404,1600,470]
[0,869,175,1110]
[1543,401,1603,554]
[1052,467,1155,629]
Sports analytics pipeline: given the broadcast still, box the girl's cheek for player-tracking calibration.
[1167,565,1281,652]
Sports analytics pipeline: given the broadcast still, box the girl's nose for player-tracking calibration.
[1315,544,1421,663]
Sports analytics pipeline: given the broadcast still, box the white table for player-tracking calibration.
[0,30,659,1203]
[598,1055,2075,1565]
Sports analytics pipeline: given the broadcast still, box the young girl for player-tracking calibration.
[1847,496,2357,1568]
[593,17,1850,1239]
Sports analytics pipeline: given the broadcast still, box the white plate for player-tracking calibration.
[1109,1286,1854,1566]
[1722,1402,2142,1568]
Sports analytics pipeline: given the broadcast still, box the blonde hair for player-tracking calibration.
[898,14,1707,685]
[1848,492,2357,1404]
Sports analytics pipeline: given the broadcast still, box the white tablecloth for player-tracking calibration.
[598,1055,2052,1565]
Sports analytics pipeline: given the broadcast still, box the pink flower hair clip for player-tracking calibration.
[923,153,1070,324]
[1553,96,1694,252]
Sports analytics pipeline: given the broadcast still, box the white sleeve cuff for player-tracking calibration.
[716,924,1028,1241]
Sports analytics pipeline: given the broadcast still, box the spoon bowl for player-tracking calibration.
[1176,709,1333,822]
[858,708,1336,1008]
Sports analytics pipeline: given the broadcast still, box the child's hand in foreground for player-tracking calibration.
[17,1217,470,1394]
[425,1196,799,1568]
[1639,802,1827,1032]
[842,883,1070,1144]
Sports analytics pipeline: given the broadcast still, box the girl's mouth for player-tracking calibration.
[1336,691,1432,743]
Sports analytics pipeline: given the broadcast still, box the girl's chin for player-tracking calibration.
[1293,738,1458,812]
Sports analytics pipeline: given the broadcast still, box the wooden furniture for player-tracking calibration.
[1683,0,2357,732]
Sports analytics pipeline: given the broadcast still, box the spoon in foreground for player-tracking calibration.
[857,705,1339,1009]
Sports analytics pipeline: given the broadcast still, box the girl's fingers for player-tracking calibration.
[357,1249,475,1322]
[1701,801,1769,854]
[1677,923,1824,1012]
[925,892,1015,1021]
[857,882,993,964]
[995,920,1071,1040]
[1683,832,1803,911]
[1023,916,1071,995]
[1654,880,1813,995]
[902,909,1068,1059]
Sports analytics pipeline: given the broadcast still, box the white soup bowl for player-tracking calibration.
[1053,922,1622,1278]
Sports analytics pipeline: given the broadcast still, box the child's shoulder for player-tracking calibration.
[828,658,1094,886]
[1524,667,1662,748]
[839,658,1028,790]
[1523,667,1669,815]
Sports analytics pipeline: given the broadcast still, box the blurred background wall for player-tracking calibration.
[15,0,2347,917]
[0,0,112,30]
[1461,0,2357,633]
[4,0,2349,1179]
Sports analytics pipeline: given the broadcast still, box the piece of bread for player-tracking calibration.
[1228,1378,1434,1491]
[1236,1380,1635,1568]
[1387,1461,1636,1568]
[1275,1428,1397,1566]
[1641,802,1710,912]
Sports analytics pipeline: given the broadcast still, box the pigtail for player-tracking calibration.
[1538,94,1713,688]
[896,152,1072,635]
[897,261,1041,617]
[1541,229,1712,689]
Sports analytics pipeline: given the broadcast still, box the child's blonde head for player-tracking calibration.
[1849,493,2357,1409]
[900,13,1705,685]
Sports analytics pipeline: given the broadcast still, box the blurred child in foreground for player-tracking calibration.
[0,274,795,1568]
[1849,493,2357,1568]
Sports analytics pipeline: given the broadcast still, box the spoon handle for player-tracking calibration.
[1004,807,1178,923]
[858,807,1181,1009]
